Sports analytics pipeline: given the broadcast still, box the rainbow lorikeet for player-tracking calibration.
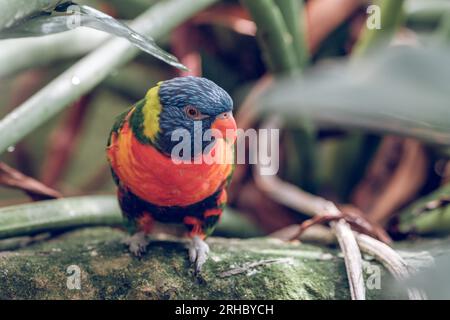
[106,76,236,272]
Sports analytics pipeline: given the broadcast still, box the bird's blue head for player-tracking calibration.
[132,76,235,157]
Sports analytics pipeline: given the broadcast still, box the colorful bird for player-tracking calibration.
[106,76,236,272]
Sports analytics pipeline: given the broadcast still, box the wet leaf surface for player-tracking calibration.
[0,2,187,70]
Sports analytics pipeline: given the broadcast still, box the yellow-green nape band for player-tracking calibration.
[142,82,162,142]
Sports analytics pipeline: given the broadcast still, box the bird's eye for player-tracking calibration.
[184,106,206,120]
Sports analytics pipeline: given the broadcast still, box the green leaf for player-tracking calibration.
[398,183,450,235]
[0,196,123,239]
[241,0,298,74]
[274,0,308,69]
[0,2,187,70]
[0,0,67,31]
[262,46,450,146]
[354,0,405,56]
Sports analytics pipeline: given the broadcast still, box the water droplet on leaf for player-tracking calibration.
[71,76,81,86]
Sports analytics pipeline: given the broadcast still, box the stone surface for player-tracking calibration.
[0,227,437,299]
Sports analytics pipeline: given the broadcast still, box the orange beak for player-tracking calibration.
[211,111,237,143]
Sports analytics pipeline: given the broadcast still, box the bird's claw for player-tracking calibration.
[122,232,149,257]
[188,236,210,274]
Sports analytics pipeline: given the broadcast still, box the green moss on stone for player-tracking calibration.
[0,227,418,299]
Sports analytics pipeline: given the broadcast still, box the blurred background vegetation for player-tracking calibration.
[1,0,450,242]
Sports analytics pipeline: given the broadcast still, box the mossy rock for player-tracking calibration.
[0,227,432,299]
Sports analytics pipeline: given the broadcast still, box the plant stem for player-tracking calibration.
[0,196,261,240]
[0,0,219,154]
[274,0,309,69]
[271,0,316,176]
[0,28,109,78]
[353,0,405,56]
[241,0,298,74]
[0,196,123,239]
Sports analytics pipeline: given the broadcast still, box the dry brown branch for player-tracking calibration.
[271,225,427,299]
[0,162,62,200]
[352,137,428,225]
[443,162,450,185]
[355,233,427,300]
[351,137,404,212]
[332,219,365,300]
[339,205,391,244]
[192,5,256,36]
[40,95,93,187]
[254,116,365,300]
[253,115,425,300]
[270,224,336,245]
[306,0,364,53]
[288,207,391,244]
[7,70,47,175]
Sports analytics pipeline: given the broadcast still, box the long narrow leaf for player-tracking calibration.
[0,2,186,70]
[262,46,450,146]
[0,0,67,31]
[0,28,108,78]
[274,0,308,68]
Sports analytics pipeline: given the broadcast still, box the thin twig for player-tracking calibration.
[270,224,336,245]
[0,162,62,200]
[332,219,365,300]
[290,213,342,240]
[0,233,51,251]
[290,205,391,244]
[219,258,292,277]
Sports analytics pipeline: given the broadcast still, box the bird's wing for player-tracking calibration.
[106,101,143,186]
[107,109,132,147]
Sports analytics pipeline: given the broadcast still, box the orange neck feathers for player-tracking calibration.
[108,120,233,207]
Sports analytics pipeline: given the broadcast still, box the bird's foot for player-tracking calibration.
[122,232,149,257]
[188,236,210,274]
